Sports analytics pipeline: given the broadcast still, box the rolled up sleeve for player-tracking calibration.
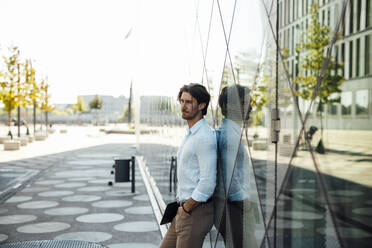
[191,131,217,202]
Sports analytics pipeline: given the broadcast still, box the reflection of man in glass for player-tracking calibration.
[160,83,217,248]
[215,84,258,248]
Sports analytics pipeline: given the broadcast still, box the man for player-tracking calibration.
[160,83,217,248]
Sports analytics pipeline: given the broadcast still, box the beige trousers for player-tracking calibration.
[159,201,214,248]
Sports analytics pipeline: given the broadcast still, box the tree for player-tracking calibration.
[25,60,41,133]
[89,94,103,125]
[0,46,21,137]
[293,3,344,153]
[40,79,54,131]
[121,105,134,122]
[73,96,87,114]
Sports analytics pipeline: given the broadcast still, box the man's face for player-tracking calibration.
[180,92,201,120]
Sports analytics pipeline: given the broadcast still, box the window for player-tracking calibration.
[355,90,368,115]
[366,35,371,75]
[356,38,360,77]
[335,45,339,74]
[327,93,339,115]
[357,0,361,31]
[349,40,353,78]
[341,91,352,115]
[349,0,354,34]
[341,43,345,76]
[368,0,372,27]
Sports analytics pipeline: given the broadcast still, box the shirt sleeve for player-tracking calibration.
[191,130,217,202]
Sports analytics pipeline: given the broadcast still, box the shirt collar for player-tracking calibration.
[186,118,205,135]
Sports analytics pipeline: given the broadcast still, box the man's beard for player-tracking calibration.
[181,110,199,120]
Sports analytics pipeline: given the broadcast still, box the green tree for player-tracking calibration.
[89,95,103,125]
[0,46,21,136]
[73,96,87,113]
[294,3,344,153]
[40,79,54,131]
[24,60,41,133]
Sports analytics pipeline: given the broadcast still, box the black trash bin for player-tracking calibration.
[114,158,131,182]
[112,156,135,193]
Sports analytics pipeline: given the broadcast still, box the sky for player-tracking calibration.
[0,0,263,105]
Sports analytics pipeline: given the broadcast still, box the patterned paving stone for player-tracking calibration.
[17,222,70,233]
[124,206,153,215]
[68,177,97,181]
[133,194,149,201]
[329,190,363,197]
[35,180,65,185]
[76,213,124,223]
[0,215,37,224]
[54,232,112,242]
[78,186,111,192]
[113,182,144,188]
[53,169,110,178]
[92,200,133,208]
[17,200,58,209]
[105,191,138,197]
[62,195,101,202]
[352,208,372,216]
[21,187,48,192]
[5,196,32,203]
[0,209,8,214]
[54,182,87,188]
[38,191,74,197]
[114,221,158,232]
[88,179,110,184]
[0,234,8,242]
[67,160,113,166]
[108,243,157,248]
[276,220,304,229]
[317,227,372,238]
[76,153,120,159]
[278,211,323,220]
[44,207,89,216]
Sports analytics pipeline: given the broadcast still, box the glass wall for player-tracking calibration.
[138,0,372,247]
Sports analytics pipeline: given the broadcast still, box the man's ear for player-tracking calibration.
[198,102,206,111]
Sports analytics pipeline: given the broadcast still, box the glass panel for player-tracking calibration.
[341,91,352,116]
[355,90,368,116]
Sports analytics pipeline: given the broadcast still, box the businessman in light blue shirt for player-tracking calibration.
[160,83,217,248]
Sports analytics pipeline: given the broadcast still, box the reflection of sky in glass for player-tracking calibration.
[341,91,352,107]
[356,90,368,107]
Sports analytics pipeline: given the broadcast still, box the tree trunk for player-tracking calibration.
[45,111,48,132]
[33,102,36,133]
[17,106,21,137]
[7,110,11,129]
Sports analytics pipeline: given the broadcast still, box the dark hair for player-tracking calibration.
[177,83,210,115]
[218,84,251,119]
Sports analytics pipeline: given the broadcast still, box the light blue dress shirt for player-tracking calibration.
[216,118,250,201]
[177,118,217,202]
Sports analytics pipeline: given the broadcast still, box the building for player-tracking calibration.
[279,0,372,129]
[80,95,128,123]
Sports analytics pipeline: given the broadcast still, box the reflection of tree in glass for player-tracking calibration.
[73,96,87,114]
[89,94,103,125]
[293,3,344,153]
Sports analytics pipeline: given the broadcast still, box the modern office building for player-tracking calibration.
[138,0,372,247]
[279,0,372,130]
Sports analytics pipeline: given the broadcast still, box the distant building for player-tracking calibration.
[80,95,128,123]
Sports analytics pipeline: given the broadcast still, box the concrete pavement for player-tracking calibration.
[0,125,161,247]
